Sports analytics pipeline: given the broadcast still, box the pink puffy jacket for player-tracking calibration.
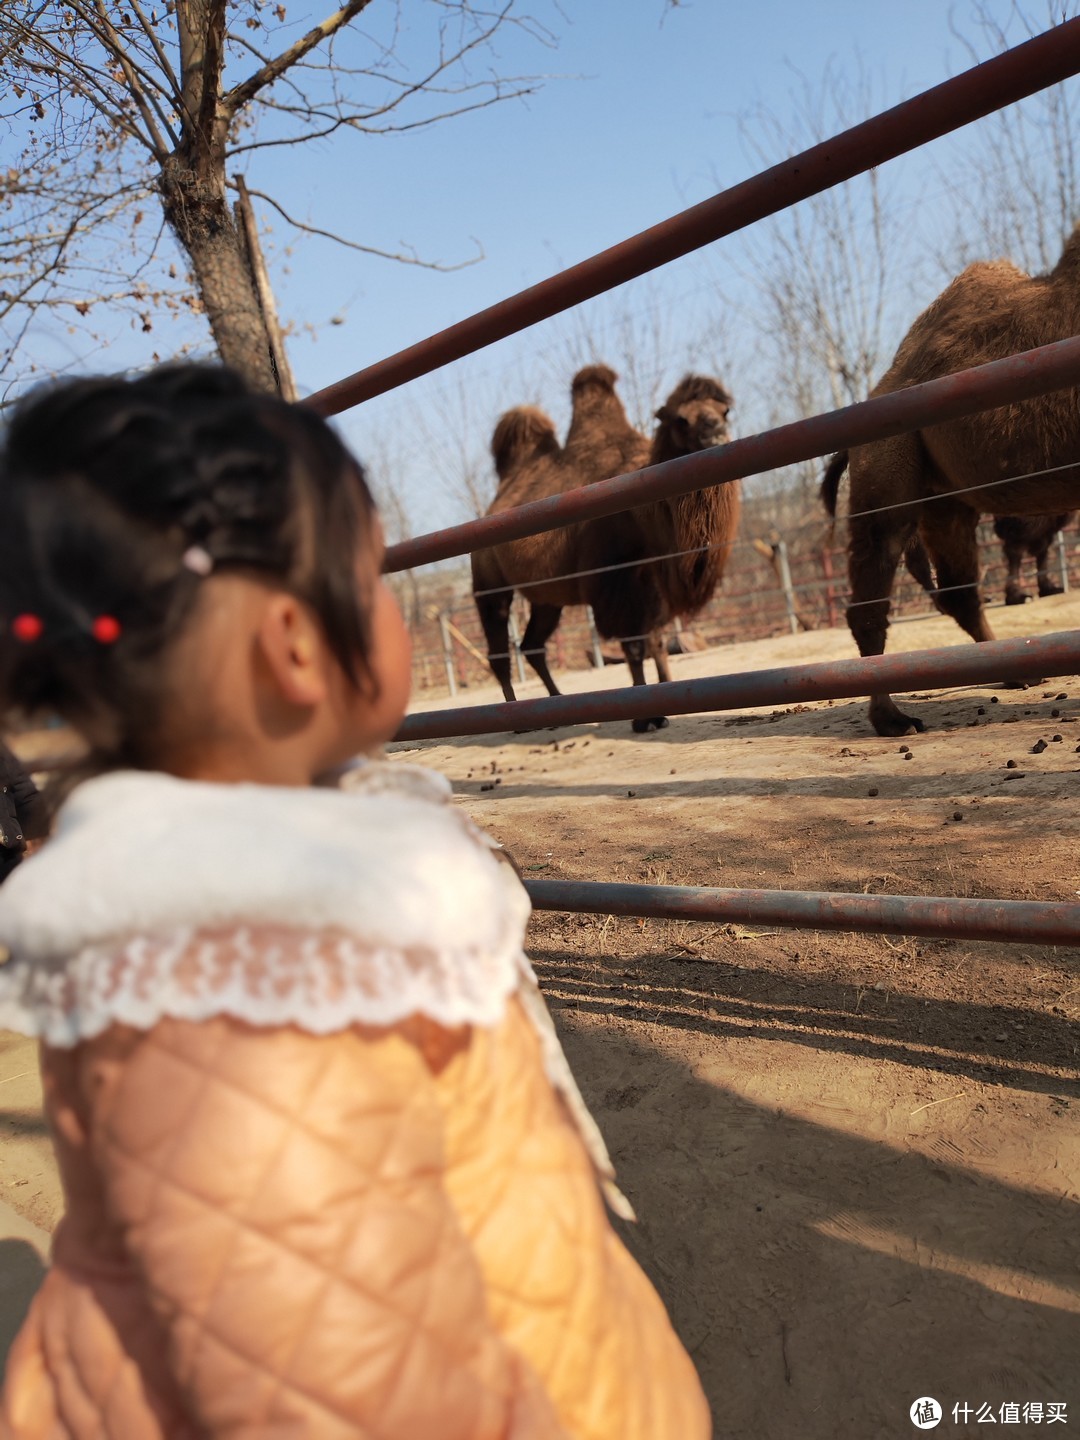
[0,766,710,1439]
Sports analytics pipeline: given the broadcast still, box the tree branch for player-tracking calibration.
[74,0,177,152]
[194,0,228,154]
[126,0,183,108]
[223,0,378,117]
[230,182,485,270]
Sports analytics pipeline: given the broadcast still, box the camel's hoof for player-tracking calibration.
[632,715,669,733]
[869,707,927,738]
[1038,581,1065,598]
[1004,590,1030,606]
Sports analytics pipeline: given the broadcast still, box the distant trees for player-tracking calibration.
[943,0,1080,273]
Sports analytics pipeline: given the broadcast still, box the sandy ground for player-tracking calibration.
[1,596,1078,1432]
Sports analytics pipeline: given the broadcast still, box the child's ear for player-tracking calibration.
[256,595,329,707]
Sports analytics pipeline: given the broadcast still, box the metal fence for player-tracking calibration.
[401,519,1078,698]
[308,21,1080,947]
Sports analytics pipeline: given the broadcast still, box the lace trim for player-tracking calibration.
[0,925,521,1049]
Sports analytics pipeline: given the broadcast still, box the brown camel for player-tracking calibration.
[994,512,1073,604]
[822,222,1080,735]
[472,364,739,732]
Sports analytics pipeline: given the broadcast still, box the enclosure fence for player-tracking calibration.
[403,519,1077,696]
[307,20,1080,949]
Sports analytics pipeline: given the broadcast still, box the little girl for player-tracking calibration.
[0,366,710,1439]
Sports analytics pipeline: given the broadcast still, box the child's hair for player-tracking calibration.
[0,364,379,767]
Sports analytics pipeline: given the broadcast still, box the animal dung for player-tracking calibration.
[898,744,910,753]
[977,706,986,715]
[1053,734,1064,742]
[903,752,913,761]
[990,696,999,704]
[868,787,879,797]
[952,811,963,821]
[1032,739,1048,754]
[1006,759,1018,768]
[1057,692,1069,700]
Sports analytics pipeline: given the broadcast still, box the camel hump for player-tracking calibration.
[571,364,619,398]
[820,450,849,516]
[491,405,559,481]
[662,374,734,410]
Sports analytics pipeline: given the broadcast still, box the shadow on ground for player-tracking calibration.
[551,1007,1080,1440]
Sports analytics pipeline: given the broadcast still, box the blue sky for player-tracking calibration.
[12,1,1079,531]
[277,0,981,394]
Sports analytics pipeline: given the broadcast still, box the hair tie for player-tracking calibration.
[182,545,213,577]
[8,613,122,645]
[11,614,42,643]
[91,615,122,644]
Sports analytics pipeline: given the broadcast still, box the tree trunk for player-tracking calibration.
[159,159,277,392]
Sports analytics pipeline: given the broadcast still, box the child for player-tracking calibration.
[0,366,710,1439]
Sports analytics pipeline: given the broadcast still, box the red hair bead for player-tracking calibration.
[11,614,42,643]
[91,615,122,645]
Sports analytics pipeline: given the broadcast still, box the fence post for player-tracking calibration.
[776,541,800,635]
[507,610,528,685]
[585,606,605,670]
[1057,531,1071,593]
[438,612,458,697]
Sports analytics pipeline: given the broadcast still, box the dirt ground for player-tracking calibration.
[1,596,1079,1433]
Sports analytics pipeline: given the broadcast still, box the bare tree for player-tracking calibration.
[0,0,556,395]
[720,61,912,523]
[942,0,1080,273]
[734,63,908,422]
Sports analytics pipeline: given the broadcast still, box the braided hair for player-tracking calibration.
[0,364,379,768]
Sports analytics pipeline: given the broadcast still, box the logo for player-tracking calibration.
[910,1398,943,1429]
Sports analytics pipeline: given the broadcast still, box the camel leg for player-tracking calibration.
[1035,536,1064,597]
[647,631,673,685]
[519,603,563,697]
[920,502,996,643]
[920,503,1035,689]
[474,590,516,703]
[621,637,669,733]
[997,525,1029,606]
[846,510,921,736]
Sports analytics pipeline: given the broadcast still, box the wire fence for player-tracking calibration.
[397,514,1078,697]
[319,24,1080,944]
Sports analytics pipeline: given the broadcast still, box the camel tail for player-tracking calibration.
[491,405,559,483]
[820,450,848,517]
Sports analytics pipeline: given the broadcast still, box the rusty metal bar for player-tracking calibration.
[383,336,1080,572]
[308,20,1080,419]
[395,628,1080,740]
[525,879,1080,946]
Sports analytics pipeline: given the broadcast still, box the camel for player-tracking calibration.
[472,364,739,732]
[821,222,1080,735]
[994,512,1073,605]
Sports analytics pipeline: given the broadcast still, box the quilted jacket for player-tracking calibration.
[0,764,710,1439]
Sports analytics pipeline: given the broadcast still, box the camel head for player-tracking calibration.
[654,374,733,456]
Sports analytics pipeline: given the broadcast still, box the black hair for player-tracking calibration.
[0,364,380,767]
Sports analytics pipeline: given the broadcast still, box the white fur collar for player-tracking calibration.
[0,762,530,964]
